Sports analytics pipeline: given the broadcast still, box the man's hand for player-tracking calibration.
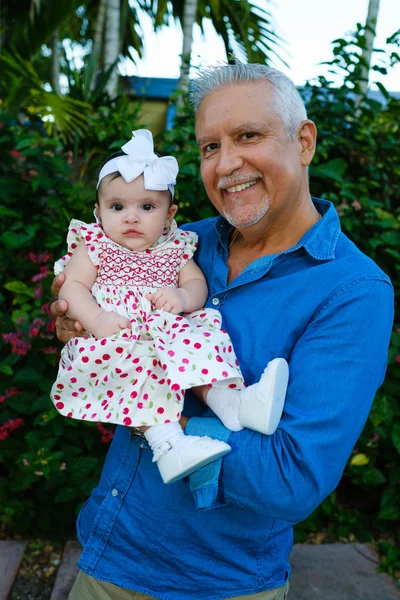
[51,273,87,343]
[145,288,186,314]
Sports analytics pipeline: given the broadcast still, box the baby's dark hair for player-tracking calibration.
[96,151,128,206]
[96,150,175,206]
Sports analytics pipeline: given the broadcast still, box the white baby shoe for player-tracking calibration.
[239,358,289,435]
[153,435,231,484]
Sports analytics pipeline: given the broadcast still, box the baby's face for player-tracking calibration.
[97,174,177,251]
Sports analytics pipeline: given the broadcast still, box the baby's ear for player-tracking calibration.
[167,204,178,222]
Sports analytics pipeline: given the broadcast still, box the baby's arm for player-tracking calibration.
[60,241,130,338]
[146,259,208,314]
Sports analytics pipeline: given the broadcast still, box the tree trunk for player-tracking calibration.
[177,0,199,108]
[89,0,107,93]
[51,30,60,95]
[104,0,120,99]
[359,0,381,98]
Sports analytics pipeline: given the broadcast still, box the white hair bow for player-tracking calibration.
[96,129,178,198]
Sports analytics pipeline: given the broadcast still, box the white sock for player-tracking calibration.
[206,385,243,431]
[206,364,282,432]
[144,422,184,458]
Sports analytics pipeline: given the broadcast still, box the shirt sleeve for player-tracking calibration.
[54,220,103,275]
[215,277,394,521]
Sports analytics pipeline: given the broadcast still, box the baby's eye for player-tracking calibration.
[141,203,155,211]
[111,203,124,211]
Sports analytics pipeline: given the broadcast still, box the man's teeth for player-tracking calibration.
[226,180,257,193]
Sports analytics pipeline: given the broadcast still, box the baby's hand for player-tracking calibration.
[91,311,131,339]
[146,288,186,314]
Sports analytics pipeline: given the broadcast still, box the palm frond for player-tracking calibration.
[137,0,172,29]
[1,52,90,142]
[203,0,287,66]
[8,0,82,60]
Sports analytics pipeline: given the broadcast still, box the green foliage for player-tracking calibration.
[0,52,91,142]
[293,25,400,575]
[156,93,216,224]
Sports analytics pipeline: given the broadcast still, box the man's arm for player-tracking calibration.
[216,278,394,520]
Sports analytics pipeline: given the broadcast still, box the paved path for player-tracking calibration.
[2,541,400,599]
[290,543,400,599]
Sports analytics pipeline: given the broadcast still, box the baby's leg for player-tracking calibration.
[144,422,230,484]
[197,358,289,435]
[91,310,130,338]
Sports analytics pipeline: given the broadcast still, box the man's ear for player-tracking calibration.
[167,204,178,222]
[298,120,317,167]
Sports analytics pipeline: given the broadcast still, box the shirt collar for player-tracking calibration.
[215,198,340,262]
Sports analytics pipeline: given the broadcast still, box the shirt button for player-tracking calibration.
[212,297,220,306]
[111,488,119,497]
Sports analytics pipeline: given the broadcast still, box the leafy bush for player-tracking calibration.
[294,25,400,568]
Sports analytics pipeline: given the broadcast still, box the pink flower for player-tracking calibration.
[31,265,50,282]
[0,387,21,404]
[42,346,59,355]
[33,284,43,298]
[2,331,31,355]
[0,417,25,443]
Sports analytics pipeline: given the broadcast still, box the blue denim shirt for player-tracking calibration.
[76,199,393,600]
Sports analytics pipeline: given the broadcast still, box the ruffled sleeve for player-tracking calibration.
[54,219,104,275]
[178,229,198,270]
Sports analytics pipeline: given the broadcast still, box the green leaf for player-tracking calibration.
[361,467,386,486]
[0,364,13,376]
[2,231,35,249]
[55,486,80,503]
[68,457,98,483]
[13,367,45,385]
[0,206,21,218]
[4,281,33,296]
[378,505,400,520]
[310,158,348,182]
[392,424,400,455]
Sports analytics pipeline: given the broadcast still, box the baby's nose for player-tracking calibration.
[124,208,139,222]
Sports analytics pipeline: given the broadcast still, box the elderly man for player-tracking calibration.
[52,64,393,600]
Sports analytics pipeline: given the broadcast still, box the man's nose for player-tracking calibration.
[215,145,244,177]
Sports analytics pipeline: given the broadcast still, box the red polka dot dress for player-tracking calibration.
[51,219,243,426]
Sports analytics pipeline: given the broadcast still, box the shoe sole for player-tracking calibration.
[162,446,231,484]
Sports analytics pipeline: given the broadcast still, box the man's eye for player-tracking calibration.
[111,203,123,211]
[142,204,154,211]
[204,142,219,153]
[241,132,257,140]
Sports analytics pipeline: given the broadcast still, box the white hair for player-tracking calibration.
[190,63,307,141]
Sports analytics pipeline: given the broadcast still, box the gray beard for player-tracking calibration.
[222,198,270,229]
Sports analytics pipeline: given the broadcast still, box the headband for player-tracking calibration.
[97,129,178,199]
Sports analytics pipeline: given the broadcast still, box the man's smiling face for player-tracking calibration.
[195,80,306,230]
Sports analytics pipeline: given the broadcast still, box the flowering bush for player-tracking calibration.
[0,124,113,536]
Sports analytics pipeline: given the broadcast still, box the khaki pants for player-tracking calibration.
[69,571,289,600]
